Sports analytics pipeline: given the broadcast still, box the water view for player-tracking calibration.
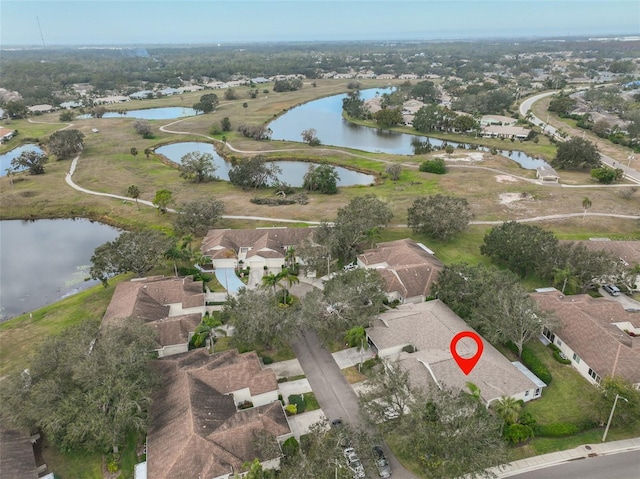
[0,144,44,176]
[0,219,121,321]
[155,142,375,186]
[78,106,199,120]
[269,88,549,170]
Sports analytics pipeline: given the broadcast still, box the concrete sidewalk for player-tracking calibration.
[493,437,640,477]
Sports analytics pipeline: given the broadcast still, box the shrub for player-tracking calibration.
[285,404,297,415]
[261,356,274,365]
[288,394,306,414]
[535,422,579,437]
[282,437,300,457]
[504,423,535,444]
[552,350,571,364]
[506,342,552,385]
[419,157,447,174]
[238,400,254,410]
[402,344,417,353]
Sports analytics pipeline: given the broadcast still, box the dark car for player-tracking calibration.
[372,445,392,478]
[330,418,344,428]
[603,284,621,296]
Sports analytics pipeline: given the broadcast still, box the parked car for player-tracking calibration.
[603,284,621,296]
[372,445,392,477]
[343,448,365,479]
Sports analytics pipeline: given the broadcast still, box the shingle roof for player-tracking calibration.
[559,240,640,267]
[358,239,443,299]
[0,428,38,479]
[201,228,315,260]
[531,291,640,384]
[147,349,289,479]
[102,276,204,326]
[148,313,202,346]
[366,300,540,403]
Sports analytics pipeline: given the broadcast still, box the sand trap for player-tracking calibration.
[446,151,484,162]
[499,192,532,205]
[495,175,519,183]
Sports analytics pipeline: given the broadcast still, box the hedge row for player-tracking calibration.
[506,342,553,385]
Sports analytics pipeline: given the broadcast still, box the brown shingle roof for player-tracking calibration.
[366,300,539,403]
[531,291,640,384]
[102,276,204,327]
[147,349,288,479]
[358,239,443,299]
[0,428,38,479]
[201,228,315,260]
[148,313,202,346]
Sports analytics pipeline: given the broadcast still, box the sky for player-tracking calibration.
[1,0,638,47]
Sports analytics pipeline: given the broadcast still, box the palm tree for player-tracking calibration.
[261,272,280,292]
[277,268,299,304]
[493,396,522,428]
[344,326,368,370]
[582,197,592,219]
[127,185,140,210]
[466,382,482,401]
[552,266,578,294]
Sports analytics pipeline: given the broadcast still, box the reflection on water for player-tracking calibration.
[0,219,121,321]
[78,107,198,120]
[0,144,44,176]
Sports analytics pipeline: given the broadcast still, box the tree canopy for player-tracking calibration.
[173,198,225,236]
[407,194,472,241]
[47,129,85,160]
[552,137,601,170]
[228,156,281,189]
[0,319,160,454]
[193,93,219,113]
[89,230,174,285]
[179,151,218,183]
[11,150,48,175]
[302,163,340,194]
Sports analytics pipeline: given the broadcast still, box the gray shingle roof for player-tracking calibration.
[0,428,37,479]
[367,300,539,403]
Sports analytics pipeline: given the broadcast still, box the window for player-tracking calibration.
[239,247,249,253]
[588,368,601,383]
[556,339,562,347]
[525,390,529,397]
[572,353,581,364]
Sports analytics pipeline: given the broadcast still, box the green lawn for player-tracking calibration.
[41,440,103,479]
[520,341,595,425]
[303,392,321,412]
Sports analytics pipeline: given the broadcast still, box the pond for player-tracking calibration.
[268,88,550,170]
[78,106,199,120]
[0,144,44,176]
[0,219,121,322]
[155,142,375,186]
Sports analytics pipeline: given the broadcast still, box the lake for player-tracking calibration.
[155,141,375,186]
[0,144,44,176]
[78,106,199,120]
[268,88,550,170]
[0,219,121,322]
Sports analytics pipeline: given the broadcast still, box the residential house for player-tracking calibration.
[251,77,271,84]
[532,289,640,388]
[129,90,154,100]
[102,276,205,358]
[178,85,204,93]
[0,428,38,479]
[356,239,443,304]
[27,104,54,114]
[0,127,16,143]
[144,348,291,479]
[159,87,180,96]
[481,125,531,140]
[366,301,546,405]
[201,227,315,271]
[480,114,517,126]
[558,239,640,292]
[536,165,560,183]
[93,95,129,105]
[59,100,83,109]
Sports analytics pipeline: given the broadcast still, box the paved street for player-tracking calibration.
[504,450,640,479]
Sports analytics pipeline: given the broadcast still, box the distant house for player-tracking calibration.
[178,85,204,93]
[102,276,205,357]
[0,428,38,479]
[366,300,545,405]
[357,239,443,304]
[59,100,82,109]
[481,124,531,140]
[27,104,54,114]
[158,87,180,96]
[129,90,154,100]
[201,227,315,271]
[93,95,129,105]
[480,115,517,126]
[143,348,292,479]
[532,289,640,387]
[0,127,16,143]
[251,77,270,84]
[536,165,560,183]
